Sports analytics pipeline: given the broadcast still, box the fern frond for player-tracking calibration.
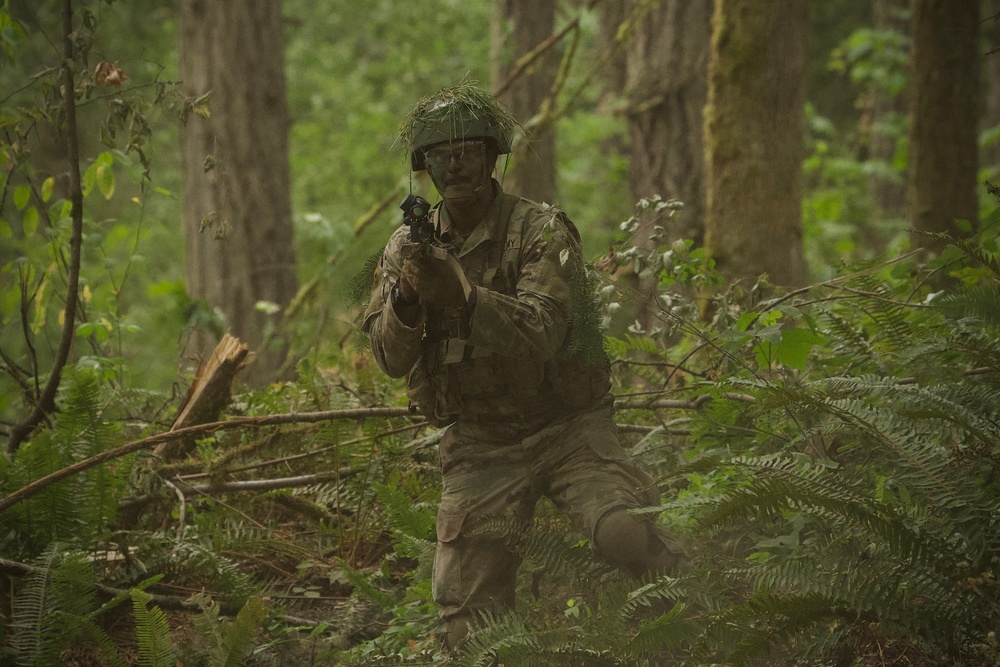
[458,610,620,667]
[349,248,386,308]
[219,596,268,667]
[726,591,847,664]
[934,279,1000,332]
[7,547,111,665]
[337,558,399,610]
[822,397,990,516]
[466,515,597,579]
[818,309,877,371]
[130,588,175,667]
[374,475,437,545]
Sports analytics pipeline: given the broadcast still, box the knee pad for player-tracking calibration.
[594,508,682,578]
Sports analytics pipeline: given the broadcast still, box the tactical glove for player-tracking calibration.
[400,253,473,311]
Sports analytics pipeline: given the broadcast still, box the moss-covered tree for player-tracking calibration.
[907,0,980,251]
[179,0,298,384]
[625,0,712,248]
[704,0,809,287]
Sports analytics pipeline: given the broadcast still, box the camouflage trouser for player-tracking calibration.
[431,400,662,635]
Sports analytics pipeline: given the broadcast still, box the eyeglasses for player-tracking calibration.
[423,140,487,170]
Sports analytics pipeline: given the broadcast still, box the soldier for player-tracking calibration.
[363,84,681,649]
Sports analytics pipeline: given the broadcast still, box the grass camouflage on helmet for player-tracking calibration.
[400,82,517,171]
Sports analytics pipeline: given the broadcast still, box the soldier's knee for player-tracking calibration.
[594,508,683,578]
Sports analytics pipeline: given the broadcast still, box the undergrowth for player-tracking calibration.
[1,212,998,665]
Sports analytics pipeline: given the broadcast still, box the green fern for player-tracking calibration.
[935,282,1000,328]
[130,588,175,667]
[2,368,126,557]
[187,594,269,667]
[466,515,598,580]
[5,546,145,667]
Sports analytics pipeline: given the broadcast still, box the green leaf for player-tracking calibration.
[130,589,174,667]
[737,311,757,331]
[96,164,116,200]
[13,184,29,210]
[22,206,38,237]
[755,340,776,368]
[41,176,54,202]
[0,219,11,238]
[82,162,98,197]
[776,327,825,370]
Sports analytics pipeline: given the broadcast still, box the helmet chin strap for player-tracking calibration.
[441,180,488,201]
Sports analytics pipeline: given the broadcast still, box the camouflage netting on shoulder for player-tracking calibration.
[398,82,519,155]
[566,258,608,365]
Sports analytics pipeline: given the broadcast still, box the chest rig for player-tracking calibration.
[410,193,556,425]
[423,192,524,364]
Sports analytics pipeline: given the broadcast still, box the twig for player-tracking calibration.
[176,470,356,495]
[163,478,186,541]
[175,421,428,481]
[617,424,692,436]
[615,393,755,412]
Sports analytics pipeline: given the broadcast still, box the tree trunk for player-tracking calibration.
[704,0,809,287]
[179,0,298,385]
[985,6,1000,176]
[624,0,712,327]
[492,0,559,204]
[907,0,980,252]
[596,0,629,104]
[625,0,712,248]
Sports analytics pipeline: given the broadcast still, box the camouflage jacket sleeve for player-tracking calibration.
[465,205,577,362]
[361,227,427,378]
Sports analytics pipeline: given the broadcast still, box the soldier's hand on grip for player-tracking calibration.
[401,255,471,311]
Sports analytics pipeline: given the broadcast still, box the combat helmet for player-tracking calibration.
[400,83,516,171]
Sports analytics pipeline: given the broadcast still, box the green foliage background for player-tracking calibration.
[1,1,999,665]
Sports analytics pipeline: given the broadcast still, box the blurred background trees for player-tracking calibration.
[0,0,997,663]
[3,0,991,402]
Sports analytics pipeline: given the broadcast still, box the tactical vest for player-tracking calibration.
[406,194,610,426]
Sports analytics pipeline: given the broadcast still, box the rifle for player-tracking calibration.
[399,193,434,246]
[396,193,473,304]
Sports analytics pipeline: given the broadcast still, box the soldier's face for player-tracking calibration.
[425,139,495,201]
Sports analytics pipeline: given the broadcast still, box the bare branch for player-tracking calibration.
[6,0,86,454]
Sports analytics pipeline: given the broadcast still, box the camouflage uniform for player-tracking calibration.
[363,181,670,639]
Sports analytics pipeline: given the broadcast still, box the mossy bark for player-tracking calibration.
[704,0,809,287]
[179,0,299,385]
[625,0,712,327]
[907,0,980,251]
[626,0,712,249]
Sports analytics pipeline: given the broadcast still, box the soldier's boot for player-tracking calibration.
[442,614,472,651]
[442,615,502,666]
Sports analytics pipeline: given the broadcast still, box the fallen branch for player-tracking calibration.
[2,391,766,513]
[0,406,412,513]
[615,393,756,411]
[174,470,355,496]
